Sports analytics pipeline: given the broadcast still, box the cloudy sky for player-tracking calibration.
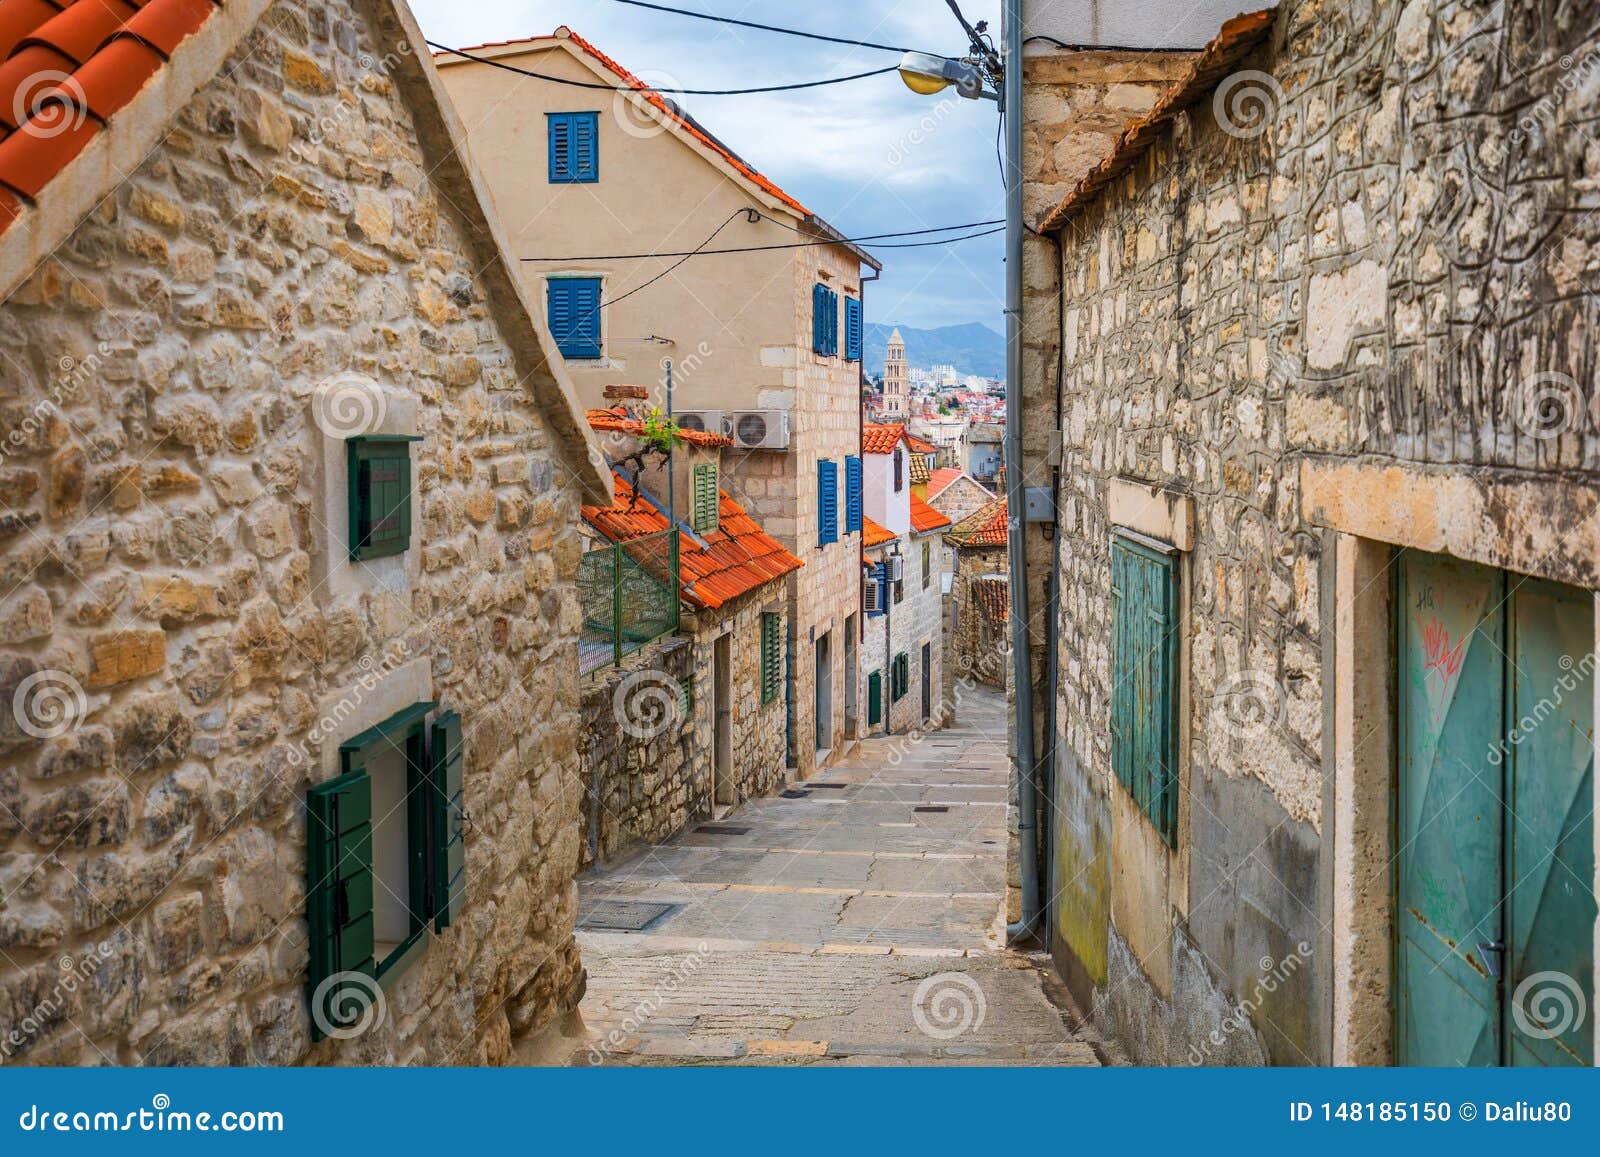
[410,0,1005,334]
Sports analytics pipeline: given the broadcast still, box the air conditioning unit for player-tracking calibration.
[864,576,884,615]
[886,555,904,583]
[729,409,791,450]
[675,409,725,437]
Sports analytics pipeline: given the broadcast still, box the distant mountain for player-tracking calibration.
[865,322,1006,381]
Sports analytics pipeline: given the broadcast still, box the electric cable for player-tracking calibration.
[525,219,1005,263]
[609,0,923,55]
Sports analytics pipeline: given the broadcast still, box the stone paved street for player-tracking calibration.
[551,688,1106,1066]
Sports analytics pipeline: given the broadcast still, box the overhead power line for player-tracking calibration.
[427,41,898,94]
[609,1,922,55]
[525,219,1005,263]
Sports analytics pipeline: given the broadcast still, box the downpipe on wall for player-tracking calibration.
[1002,0,1042,945]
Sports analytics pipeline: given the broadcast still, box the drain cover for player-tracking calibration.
[578,900,681,932]
[695,824,751,836]
[807,783,849,790]
[780,789,811,799]
[914,806,950,814]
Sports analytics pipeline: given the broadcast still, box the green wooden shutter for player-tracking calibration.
[347,437,419,562]
[892,652,909,701]
[692,463,720,533]
[430,711,466,933]
[760,613,781,704]
[305,769,375,1041]
[868,671,882,726]
[1109,535,1179,845]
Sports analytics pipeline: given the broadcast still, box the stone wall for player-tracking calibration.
[0,0,592,1065]
[951,548,1008,690]
[578,593,787,866]
[1036,0,1600,1065]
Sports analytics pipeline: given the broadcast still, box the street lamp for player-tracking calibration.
[897,50,994,101]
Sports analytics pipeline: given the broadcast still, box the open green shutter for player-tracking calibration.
[305,770,375,1041]
[693,463,719,533]
[430,711,466,932]
[760,613,781,704]
[1110,535,1179,845]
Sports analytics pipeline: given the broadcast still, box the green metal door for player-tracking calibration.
[1506,578,1595,1066]
[1396,552,1595,1066]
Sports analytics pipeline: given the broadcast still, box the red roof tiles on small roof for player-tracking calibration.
[861,516,895,548]
[583,472,802,610]
[946,498,1008,548]
[973,577,1009,624]
[0,0,224,232]
[904,432,937,455]
[909,493,951,534]
[862,423,906,455]
[926,467,964,501]
[586,407,733,447]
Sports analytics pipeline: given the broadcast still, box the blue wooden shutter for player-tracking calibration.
[844,297,862,360]
[548,112,598,182]
[817,459,838,545]
[844,455,862,534]
[548,278,602,359]
[827,289,840,355]
[812,284,827,354]
[1109,534,1179,845]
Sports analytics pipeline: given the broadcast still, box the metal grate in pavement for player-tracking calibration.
[578,900,682,932]
[914,806,951,813]
[806,783,850,790]
[695,824,752,836]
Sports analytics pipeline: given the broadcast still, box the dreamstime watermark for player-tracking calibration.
[11,72,88,140]
[0,344,111,467]
[1507,48,1600,149]
[585,943,710,1065]
[1211,669,1288,741]
[1186,942,1312,1064]
[2,942,116,1060]
[16,1095,283,1133]
[284,644,413,770]
[1488,651,1596,767]
[887,98,960,168]
[292,42,415,160]
[309,970,388,1041]
[1512,970,1587,1042]
[613,669,686,740]
[912,972,987,1040]
[311,371,387,439]
[1512,370,1585,440]
[12,669,87,740]
[1213,70,1284,140]
[613,71,683,140]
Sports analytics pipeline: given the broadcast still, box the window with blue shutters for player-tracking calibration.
[844,296,863,361]
[1110,533,1180,846]
[547,277,602,359]
[817,459,838,545]
[812,283,839,356]
[844,455,862,534]
[547,112,599,183]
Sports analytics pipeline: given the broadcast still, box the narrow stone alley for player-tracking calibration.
[554,688,1105,1066]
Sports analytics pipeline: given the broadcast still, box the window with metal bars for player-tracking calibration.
[692,463,719,533]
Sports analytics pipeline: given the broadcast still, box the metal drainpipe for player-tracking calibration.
[1002,0,1041,944]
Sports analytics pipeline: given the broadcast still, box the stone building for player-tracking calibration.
[921,467,995,528]
[435,30,880,777]
[858,425,951,735]
[0,0,613,1065]
[1022,1,1600,1067]
[945,499,1009,691]
[575,409,800,862]
[877,328,910,422]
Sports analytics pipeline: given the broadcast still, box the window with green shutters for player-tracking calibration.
[760,612,782,703]
[347,435,422,562]
[1109,533,1180,846]
[892,652,909,701]
[868,671,882,726]
[692,463,720,534]
[305,701,466,1039]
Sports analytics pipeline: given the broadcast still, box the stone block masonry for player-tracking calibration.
[0,0,596,1065]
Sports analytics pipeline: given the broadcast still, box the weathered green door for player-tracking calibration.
[1395,552,1594,1066]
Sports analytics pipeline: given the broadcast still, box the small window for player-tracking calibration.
[760,613,782,704]
[548,112,599,183]
[923,540,932,589]
[893,448,903,492]
[892,652,909,701]
[347,435,422,562]
[867,671,883,726]
[812,284,838,356]
[306,704,466,1038]
[1110,533,1180,845]
[692,462,720,534]
[817,459,838,545]
[844,297,863,362]
[547,277,603,360]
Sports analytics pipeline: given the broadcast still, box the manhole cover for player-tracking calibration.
[695,824,751,836]
[780,789,811,799]
[579,900,681,932]
[914,806,950,814]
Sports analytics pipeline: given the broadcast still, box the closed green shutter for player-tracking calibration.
[892,652,909,701]
[692,463,720,533]
[430,711,466,932]
[868,671,882,726]
[305,770,375,1041]
[760,613,782,704]
[1110,534,1179,845]
[347,436,420,562]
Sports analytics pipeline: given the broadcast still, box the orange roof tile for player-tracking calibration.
[926,467,964,500]
[861,517,895,548]
[1039,10,1275,233]
[862,423,906,455]
[909,493,951,534]
[0,0,223,229]
[583,471,801,610]
[973,577,1009,624]
[904,432,937,455]
[946,498,1008,548]
[585,407,733,448]
[440,27,810,218]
